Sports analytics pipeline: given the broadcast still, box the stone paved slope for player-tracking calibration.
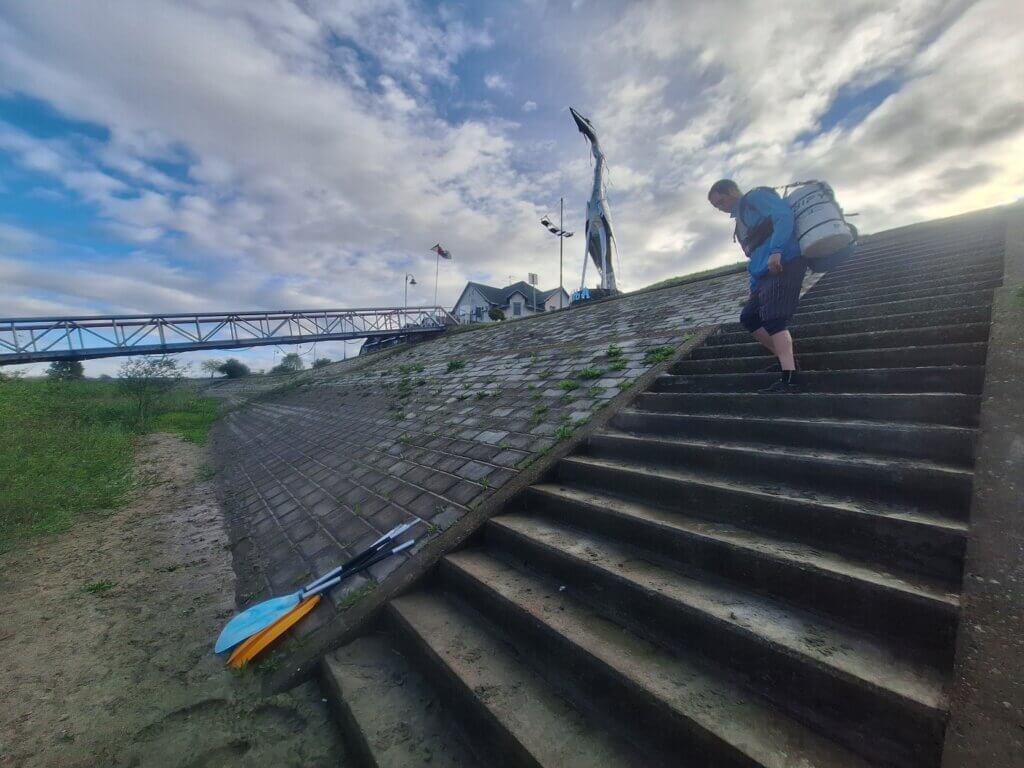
[322,206,1009,767]
[213,268,750,631]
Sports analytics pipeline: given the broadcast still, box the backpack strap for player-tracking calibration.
[734,188,775,257]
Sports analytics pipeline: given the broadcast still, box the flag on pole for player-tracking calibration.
[431,243,452,259]
[540,217,573,238]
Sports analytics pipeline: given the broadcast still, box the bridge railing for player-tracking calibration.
[0,306,458,364]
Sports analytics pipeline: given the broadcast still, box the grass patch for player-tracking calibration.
[577,367,603,380]
[558,380,579,392]
[148,391,220,444]
[606,344,623,358]
[640,261,746,292]
[609,360,627,372]
[0,379,220,552]
[446,360,466,373]
[643,346,675,365]
[83,580,116,594]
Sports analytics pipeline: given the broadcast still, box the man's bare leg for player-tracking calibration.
[770,330,796,371]
[752,327,776,354]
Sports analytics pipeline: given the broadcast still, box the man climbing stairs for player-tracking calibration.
[321,209,1006,767]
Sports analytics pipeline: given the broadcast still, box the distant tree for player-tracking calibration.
[118,356,185,428]
[98,374,113,382]
[216,358,250,379]
[201,359,224,379]
[488,308,505,321]
[312,357,333,369]
[46,360,85,380]
[270,352,304,374]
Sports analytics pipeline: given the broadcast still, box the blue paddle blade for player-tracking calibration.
[214,591,302,654]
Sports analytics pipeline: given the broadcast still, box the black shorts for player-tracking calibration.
[740,257,807,335]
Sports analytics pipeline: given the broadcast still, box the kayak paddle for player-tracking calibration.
[226,539,416,668]
[214,521,418,653]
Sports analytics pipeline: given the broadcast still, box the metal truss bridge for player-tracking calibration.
[0,306,457,365]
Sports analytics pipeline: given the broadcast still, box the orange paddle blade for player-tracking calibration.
[228,594,321,669]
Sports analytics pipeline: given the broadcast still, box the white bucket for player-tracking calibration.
[785,182,853,259]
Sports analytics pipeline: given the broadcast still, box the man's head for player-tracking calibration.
[708,179,742,214]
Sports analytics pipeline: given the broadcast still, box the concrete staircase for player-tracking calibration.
[322,214,1005,767]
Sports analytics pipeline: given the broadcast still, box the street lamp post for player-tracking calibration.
[541,199,573,309]
[404,273,417,309]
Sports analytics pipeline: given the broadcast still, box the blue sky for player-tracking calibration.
[1,0,1022,375]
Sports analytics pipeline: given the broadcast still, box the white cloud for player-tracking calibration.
[0,0,1021,381]
[484,72,511,93]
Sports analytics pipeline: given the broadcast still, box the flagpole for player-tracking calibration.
[434,249,440,306]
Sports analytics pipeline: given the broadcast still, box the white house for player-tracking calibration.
[451,281,571,323]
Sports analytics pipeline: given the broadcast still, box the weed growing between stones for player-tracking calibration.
[446,360,466,373]
[577,368,603,380]
[606,344,624,359]
[609,360,627,372]
[559,380,579,391]
[643,346,676,365]
[338,580,378,610]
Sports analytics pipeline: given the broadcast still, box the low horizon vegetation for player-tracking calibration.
[0,375,221,552]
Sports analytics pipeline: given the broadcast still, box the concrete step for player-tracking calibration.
[587,432,973,514]
[632,391,982,427]
[798,279,1001,312]
[691,325,990,360]
[823,249,1002,280]
[322,634,480,767]
[709,305,992,346]
[440,548,875,768]
[803,266,1003,302]
[653,365,986,394]
[672,343,988,375]
[788,290,992,326]
[823,256,1002,286]
[803,269,1002,302]
[532,481,962,643]
[612,409,975,466]
[482,514,949,766]
[388,591,646,768]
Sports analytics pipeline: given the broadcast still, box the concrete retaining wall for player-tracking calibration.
[943,204,1024,765]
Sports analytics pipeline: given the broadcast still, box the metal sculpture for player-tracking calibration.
[570,107,618,294]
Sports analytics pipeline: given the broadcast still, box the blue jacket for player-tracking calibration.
[732,187,801,290]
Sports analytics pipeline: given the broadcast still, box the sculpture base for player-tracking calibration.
[570,287,617,305]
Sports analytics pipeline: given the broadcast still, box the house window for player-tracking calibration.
[473,306,484,320]
[512,302,522,317]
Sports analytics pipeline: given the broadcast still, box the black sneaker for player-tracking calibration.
[759,372,804,394]
[758,359,799,373]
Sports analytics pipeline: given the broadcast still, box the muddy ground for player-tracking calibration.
[0,433,347,767]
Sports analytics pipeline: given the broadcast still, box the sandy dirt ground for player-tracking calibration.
[0,434,347,768]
